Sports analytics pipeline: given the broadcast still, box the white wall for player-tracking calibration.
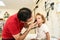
[0,8,19,18]
[57,12,60,37]
[35,0,60,38]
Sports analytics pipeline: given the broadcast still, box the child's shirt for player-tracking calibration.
[36,24,49,39]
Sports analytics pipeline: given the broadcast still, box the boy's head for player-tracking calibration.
[17,8,32,22]
[35,13,46,24]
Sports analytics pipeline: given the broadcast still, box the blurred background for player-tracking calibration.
[0,0,60,40]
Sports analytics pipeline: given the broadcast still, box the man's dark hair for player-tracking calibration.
[17,8,32,22]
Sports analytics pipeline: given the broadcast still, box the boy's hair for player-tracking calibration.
[35,13,46,23]
[17,8,32,22]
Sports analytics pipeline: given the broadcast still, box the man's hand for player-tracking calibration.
[28,22,37,30]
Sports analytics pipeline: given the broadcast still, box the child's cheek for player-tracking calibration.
[37,21,40,24]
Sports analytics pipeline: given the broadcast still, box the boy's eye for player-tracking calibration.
[38,18,40,19]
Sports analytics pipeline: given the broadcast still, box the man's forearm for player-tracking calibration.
[18,28,30,40]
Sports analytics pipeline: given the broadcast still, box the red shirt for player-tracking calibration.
[2,14,24,39]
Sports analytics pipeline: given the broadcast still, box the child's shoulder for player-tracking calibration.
[42,24,48,29]
[42,23,47,26]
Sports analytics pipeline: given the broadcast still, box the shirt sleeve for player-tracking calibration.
[7,22,20,35]
[43,24,49,33]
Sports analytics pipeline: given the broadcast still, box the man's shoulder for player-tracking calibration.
[8,14,17,20]
[5,14,18,23]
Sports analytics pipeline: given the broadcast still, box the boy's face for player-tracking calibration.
[36,15,43,24]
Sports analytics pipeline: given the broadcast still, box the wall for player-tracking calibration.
[57,12,60,37]
[0,8,19,18]
[35,0,60,38]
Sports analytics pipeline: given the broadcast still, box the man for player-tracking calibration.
[2,8,36,40]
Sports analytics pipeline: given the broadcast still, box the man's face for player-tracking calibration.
[27,17,32,23]
[24,17,32,28]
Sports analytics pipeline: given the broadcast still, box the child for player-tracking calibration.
[35,13,50,40]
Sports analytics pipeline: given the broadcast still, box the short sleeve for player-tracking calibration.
[7,22,20,35]
[43,24,49,33]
